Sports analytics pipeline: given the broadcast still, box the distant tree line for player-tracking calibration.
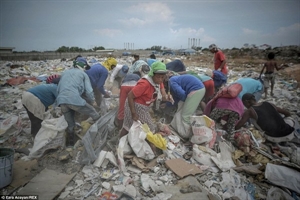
[56,46,105,53]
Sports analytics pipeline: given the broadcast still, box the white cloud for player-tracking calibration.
[276,23,300,35]
[119,2,174,27]
[242,28,259,35]
[93,29,123,38]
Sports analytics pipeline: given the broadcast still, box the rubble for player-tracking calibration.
[0,53,300,200]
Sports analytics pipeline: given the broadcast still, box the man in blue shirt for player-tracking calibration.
[22,83,59,138]
[56,57,100,146]
[85,58,117,106]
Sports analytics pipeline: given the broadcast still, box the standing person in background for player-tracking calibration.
[56,58,100,146]
[259,52,284,98]
[86,57,117,106]
[22,82,60,138]
[209,44,228,75]
[108,64,129,89]
[132,54,140,65]
[146,54,157,67]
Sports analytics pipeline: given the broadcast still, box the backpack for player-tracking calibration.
[214,83,242,99]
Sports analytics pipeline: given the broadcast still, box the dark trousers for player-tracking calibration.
[23,105,43,138]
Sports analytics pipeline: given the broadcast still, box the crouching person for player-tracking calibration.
[56,58,100,147]
[235,93,299,143]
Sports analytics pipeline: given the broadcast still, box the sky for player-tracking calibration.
[0,0,299,52]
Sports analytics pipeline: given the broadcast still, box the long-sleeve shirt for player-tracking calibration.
[109,64,123,83]
[85,63,108,95]
[56,68,95,106]
[169,74,204,103]
[28,84,58,108]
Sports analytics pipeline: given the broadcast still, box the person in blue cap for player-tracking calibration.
[56,57,100,146]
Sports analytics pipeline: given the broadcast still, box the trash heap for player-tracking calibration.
[0,55,300,200]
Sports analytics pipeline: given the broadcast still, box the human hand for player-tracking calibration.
[132,113,139,121]
[218,68,222,71]
[92,101,98,107]
[104,92,110,98]
[167,94,175,105]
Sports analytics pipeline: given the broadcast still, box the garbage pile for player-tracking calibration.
[0,55,300,200]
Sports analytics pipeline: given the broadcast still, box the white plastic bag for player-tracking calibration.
[170,101,191,139]
[127,121,155,160]
[28,115,67,159]
[0,115,22,136]
[117,135,132,172]
[190,115,217,148]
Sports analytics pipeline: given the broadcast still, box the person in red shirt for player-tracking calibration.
[209,44,228,75]
[119,61,174,138]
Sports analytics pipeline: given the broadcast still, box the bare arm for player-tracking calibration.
[259,65,266,77]
[271,103,291,117]
[219,59,226,70]
[235,109,256,130]
[127,91,139,121]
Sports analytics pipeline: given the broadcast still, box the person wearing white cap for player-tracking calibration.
[109,64,129,88]
[209,44,228,75]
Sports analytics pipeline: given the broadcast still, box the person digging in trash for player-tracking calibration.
[234,77,264,102]
[118,61,174,139]
[259,52,284,98]
[85,57,117,107]
[108,64,129,89]
[114,71,142,130]
[204,96,244,137]
[56,57,100,147]
[164,73,206,139]
[22,79,61,138]
[235,93,298,143]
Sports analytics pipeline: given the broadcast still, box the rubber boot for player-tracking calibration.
[66,129,75,147]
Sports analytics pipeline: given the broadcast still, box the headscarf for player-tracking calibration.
[148,61,167,77]
[102,57,117,71]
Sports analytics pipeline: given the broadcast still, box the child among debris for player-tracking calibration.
[22,82,60,138]
[56,57,100,146]
[235,93,297,143]
[259,52,284,98]
[204,96,244,135]
[209,44,228,75]
[119,61,173,139]
[235,77,264,101]
[85,57,117,106]
[166,73,206,139]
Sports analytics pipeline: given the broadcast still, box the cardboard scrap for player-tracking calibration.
[165,158,202,178]
[17,168,76,200]
[10,159,38,188]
